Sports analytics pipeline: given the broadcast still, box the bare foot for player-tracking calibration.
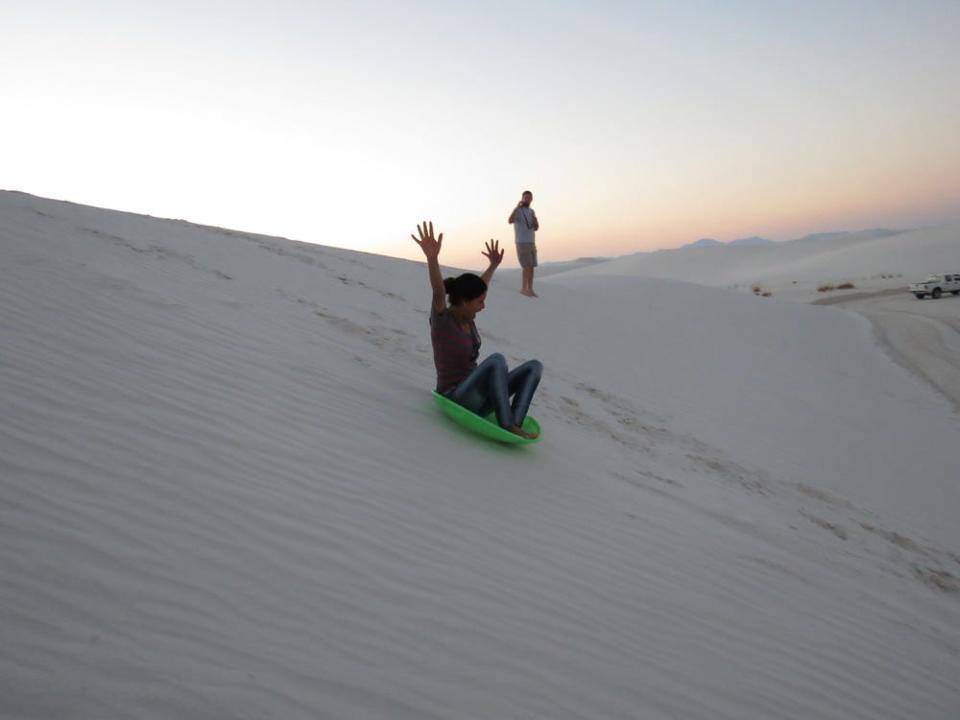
[509,425,539,439]
[520,289,534,297]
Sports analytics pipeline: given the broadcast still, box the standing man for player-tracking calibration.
[508,190,539,297]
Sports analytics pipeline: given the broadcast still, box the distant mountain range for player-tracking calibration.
[730,236,775,247]
[794,229,901,243]
[679,229,900,251]
[681,236,775,249]
[509,228,906,274]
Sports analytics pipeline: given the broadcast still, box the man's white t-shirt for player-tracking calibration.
[513,207,537,245]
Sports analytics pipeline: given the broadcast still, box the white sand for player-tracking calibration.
[821,291,960,412]
[2,191,959,719]
[545,223,960,420]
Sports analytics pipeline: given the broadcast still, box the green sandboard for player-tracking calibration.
[432,392,541,445]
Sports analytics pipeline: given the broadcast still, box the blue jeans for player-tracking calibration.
[448,353,543,429]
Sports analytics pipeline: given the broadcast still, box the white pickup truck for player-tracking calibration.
[910,273,960,299]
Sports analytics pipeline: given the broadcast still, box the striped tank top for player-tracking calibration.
[430,307,481,393]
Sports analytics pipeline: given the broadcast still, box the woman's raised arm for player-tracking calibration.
[480,239,504,286]
[411,221,446,313]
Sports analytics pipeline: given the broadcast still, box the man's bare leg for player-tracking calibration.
[521,267,536,296]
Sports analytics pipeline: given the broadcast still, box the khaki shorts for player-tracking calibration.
[516,242,538,268]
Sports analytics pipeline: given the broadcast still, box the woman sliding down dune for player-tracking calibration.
[412,221,542,439]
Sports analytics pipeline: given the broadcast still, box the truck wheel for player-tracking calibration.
[933,288,942,299]
[952,291,960,296]
[915,293,926,299]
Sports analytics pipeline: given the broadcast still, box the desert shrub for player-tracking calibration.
[817,283,836,292]
[837,282,855,289]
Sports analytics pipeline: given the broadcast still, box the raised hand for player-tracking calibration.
[411,221,442,260]
[482,239,504,267]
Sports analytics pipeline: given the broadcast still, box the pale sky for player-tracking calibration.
[3,1,959,268]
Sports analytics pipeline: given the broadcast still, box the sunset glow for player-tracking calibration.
[3,1,958,268]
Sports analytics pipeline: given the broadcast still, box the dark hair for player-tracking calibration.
[522,190,533,197]
[443,273,487,305]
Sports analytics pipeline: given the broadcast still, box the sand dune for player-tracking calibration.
[2,191,958,719]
